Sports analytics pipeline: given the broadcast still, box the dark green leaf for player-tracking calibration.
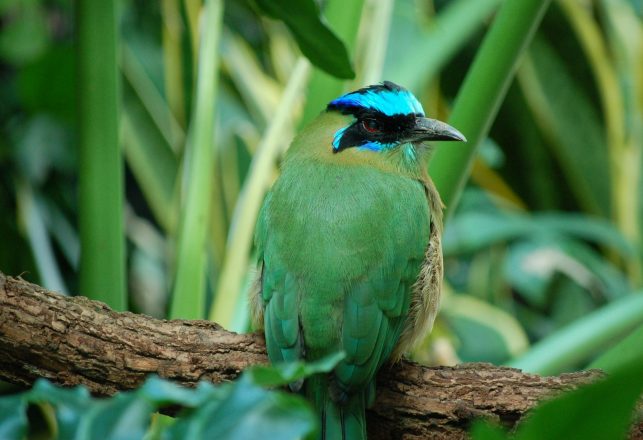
[508,292,643,374]
[504,237,630,310]
[537,213,635,258]
[445,211,634,259]
[76,393,154,440]
[503,240,552,308]
[470,420,509,440]
[589,323,643,373]
[443,212,534,255]
[139,376,219,408]
[444,314,512,364]
[29,379,90,439]
[520,35,610,217]
[166,377,316,440]
[514,353,643,440]
[253,0,355,79]
[246,351,345,387]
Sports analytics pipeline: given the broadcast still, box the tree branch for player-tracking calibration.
[0,272,638,439]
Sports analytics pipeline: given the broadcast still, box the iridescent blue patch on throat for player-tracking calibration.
[358,141,396,152]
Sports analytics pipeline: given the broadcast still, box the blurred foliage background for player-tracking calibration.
[1,0,642,383]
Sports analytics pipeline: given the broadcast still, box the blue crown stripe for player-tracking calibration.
[329,89,425,117]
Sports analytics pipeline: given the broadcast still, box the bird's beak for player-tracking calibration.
[409,117,467,142]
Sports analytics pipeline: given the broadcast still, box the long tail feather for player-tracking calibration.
[306,375,366,440]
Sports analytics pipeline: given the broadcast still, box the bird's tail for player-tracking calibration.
[306,374,367,440]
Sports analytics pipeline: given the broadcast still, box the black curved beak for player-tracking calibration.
[408,117,467,142]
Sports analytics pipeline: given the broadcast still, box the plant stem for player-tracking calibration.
[77,0,126,310]
[169,0,222,319]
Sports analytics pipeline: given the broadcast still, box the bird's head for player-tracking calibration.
[326,81,466,155]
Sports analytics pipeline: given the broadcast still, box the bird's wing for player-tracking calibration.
[334,254,425,396]
[253,190,305,366]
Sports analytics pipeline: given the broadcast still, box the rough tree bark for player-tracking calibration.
[0,272,639,439]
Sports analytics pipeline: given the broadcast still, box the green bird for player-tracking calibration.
[251,81,465,439]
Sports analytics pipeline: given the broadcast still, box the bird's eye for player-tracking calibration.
[361,118,381,133]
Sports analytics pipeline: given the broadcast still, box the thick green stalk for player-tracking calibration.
[77,0,125,310]
[507,293,643,375]
[169,0,222,320]
[428,0,551,219]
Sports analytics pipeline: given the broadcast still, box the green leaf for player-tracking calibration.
[507,292,643,374]
[16,181,68,293]
[139,376,218,408]
[209,60,311,329]
[589,323,643,373]
[442,295,528,363]
[554,239,630,300]
[167,377,316,440]
[518,35,611,217]
[514,353,643,440]
[0,395,28,440]
[472,353,643,440]
[245,351,345,387]
[504,237,630,309]
[444,211,634,259]
[443,211,533,256]
[76,393,154,440]
[144,413,176,440]
[537,213,635,258]
[29,379,90,440]
[470,420,509,440]
[254,0,355,79]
